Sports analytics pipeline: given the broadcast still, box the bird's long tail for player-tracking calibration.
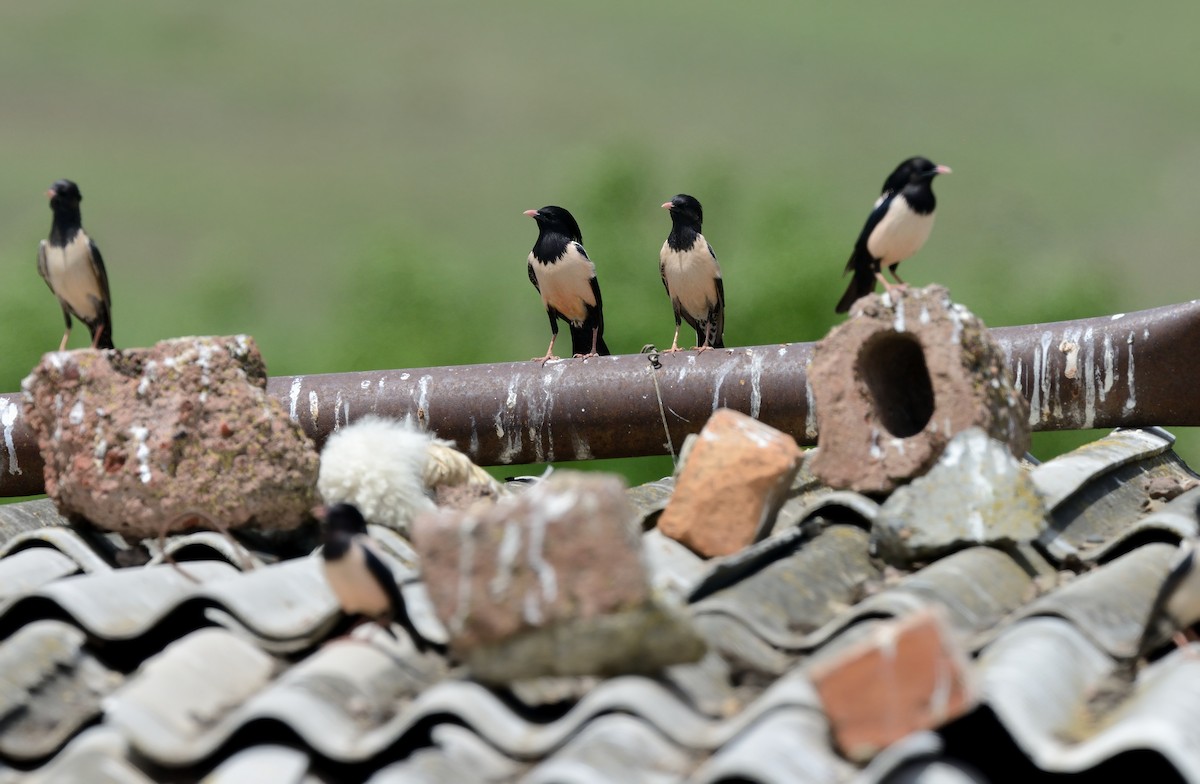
[569,324,610,356]
[835,266,876,314]
[89,314,114,350]
[695,320,724,350]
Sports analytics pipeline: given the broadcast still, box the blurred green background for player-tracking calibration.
[2,1,1197,491]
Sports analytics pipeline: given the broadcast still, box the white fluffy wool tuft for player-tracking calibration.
[317,416,437,534]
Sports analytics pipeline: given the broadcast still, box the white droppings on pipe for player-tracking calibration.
[1,401,20,475]
[68,400,85,426]
[333,390,344,432]
[129,426,152,484]
[748,350,765,419]
[1125,331,1137,412]
[288,377,303,421]
[1028,345,1042,426]
[777,346,788,357]
[1101,333,1115,400]
[571,430,593,460]
[1038,331,1053,422]
[399,373,410,381]
[804,361,817,441]
[308,390,319,430]
[919,304,931,325]
[1083,326,1096,429]
[1059,338,1079,380]
[894,300,906,332]
[359,379,371,390]
[417,375,432,418]
[1111,313,1125,321]
[469,416,480,456]
[710,360,734,411]
[505,378,518,409]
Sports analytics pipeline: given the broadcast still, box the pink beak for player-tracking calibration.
[661,201,673,210]
[935,165,953,175]
[523,209,539,218]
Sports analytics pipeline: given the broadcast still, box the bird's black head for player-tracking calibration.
[662,194,703,231]
[883,157,952,192]
[319,502,368,560]
[47,179,83,212]
[524,205,584,244]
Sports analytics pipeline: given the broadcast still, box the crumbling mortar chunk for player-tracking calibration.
[22,336,318,539]
[810,285,1030,494]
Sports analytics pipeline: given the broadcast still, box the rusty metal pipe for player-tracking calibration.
[3,300,1200,497]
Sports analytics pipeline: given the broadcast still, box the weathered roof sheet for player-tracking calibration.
[2,425,1200,781]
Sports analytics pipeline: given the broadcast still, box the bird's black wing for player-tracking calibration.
[86,238,114,348]
[361,543,407,627]
[527,260,541,293]
[835,194,894,314]
[713,274,726,347]
[844,193,893,275]
[87,239,112,312]
[36,241,54,294]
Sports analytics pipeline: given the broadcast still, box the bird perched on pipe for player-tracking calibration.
[524,205,610,362]
[317,415,504,536]
[835,157,951,314]
[660,194,724,352]
[317,502,424,647]
[38,179,114,350]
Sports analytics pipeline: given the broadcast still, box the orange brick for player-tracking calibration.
[658,409,801,558]
[809,609,976,763]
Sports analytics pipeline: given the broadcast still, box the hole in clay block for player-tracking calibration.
[856,332,935,439]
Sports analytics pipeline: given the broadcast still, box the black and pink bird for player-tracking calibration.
[835,157,951,314]
[660,194,724,351]
[38,179,114,350]
[318,502,424,648]
[524,206,609,362]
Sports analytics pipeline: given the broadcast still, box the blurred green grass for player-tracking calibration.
[1,1,1198,492]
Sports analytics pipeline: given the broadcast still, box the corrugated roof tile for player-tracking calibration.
[5,561,236,641]
[690,706,853,784]
[104,628,278,765]
[976,616,1200,778]
[201,744,314,784]
[365,725,521,784]
[1013,542,1176,658]
[0,620,122,761]
[691,525,880,650]
[0,527,114,574]
[0,547,81,603]
[522,714,696,784]
[23,727,154,784]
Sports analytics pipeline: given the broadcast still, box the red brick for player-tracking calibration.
[657,409,801,558]
[809,609,976,763]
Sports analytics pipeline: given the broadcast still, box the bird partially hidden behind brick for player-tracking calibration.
[317,415,504,535]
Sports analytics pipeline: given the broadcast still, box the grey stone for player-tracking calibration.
[874,428,1048,565]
